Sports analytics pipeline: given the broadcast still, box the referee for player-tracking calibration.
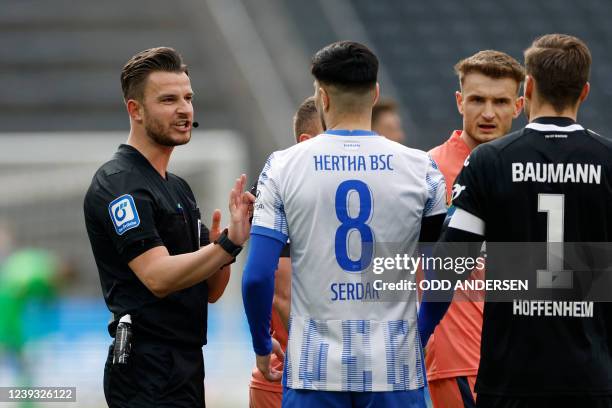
[84,47,253,407]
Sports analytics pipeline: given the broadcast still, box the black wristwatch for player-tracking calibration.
[214,228,243,259]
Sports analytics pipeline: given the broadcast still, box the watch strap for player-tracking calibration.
[214,228,243,258]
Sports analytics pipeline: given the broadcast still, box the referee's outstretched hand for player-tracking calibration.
[256,337,285,382]
[227,174,255,246]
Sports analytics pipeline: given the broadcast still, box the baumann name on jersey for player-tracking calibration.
[512,162,601,184]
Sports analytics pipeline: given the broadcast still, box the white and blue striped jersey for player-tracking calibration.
[251,130,446,392]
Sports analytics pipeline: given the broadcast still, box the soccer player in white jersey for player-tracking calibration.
[242,41,447,408]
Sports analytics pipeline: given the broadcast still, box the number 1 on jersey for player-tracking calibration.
[335,180,374,272]
[537,193,572,288]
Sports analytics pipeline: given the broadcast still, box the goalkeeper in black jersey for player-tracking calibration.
[420,34,612,408]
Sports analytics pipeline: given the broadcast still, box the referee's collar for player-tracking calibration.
[324,129,378,136]
[117,144,148,163]
[116,144,162,174]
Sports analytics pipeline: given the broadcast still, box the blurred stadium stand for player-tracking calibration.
[0,0,306,166]
[282,0,612,148]
[348,0,612,147]
[4,0,610,154]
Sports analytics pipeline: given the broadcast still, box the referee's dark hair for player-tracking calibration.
[311,41,378,93]
[524,34,591,113]
[121,47,188,102]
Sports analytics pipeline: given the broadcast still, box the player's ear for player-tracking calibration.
[320,87,330,113]
[524,76,534,100]
[298,133,312,143]
[579,82,590,103]
[127,99,143,123]
[513,96,525,118]
[373,83,380,106]
[455,91,464,115]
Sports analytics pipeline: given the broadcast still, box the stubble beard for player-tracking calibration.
[144,117,190,147]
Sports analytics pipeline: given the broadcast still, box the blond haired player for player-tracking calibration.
[425,50,524,408]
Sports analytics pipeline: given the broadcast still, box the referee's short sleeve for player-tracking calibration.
[450,145,489,221]
[86,171,162,263]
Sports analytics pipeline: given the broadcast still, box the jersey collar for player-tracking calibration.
[449,130,472,152]
[324,129,378,136]
[116,144,169,180]
[117,144,149,165]
[526,117,583,132]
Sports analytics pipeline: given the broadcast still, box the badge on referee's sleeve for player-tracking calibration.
[108,194,140,235]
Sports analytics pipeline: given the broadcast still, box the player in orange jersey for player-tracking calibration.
[425,50,524,408]
[248,96,323,408]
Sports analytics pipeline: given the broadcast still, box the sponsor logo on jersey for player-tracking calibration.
[451,183,466,201]
[253,188,264,211]
[464,156,470,167]
[108,194,140,235]
[343,142,361,151]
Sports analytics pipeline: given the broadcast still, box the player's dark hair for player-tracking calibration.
[455,50,525,92]
[121,47,188,102]
[293,97,320,142]
[372,99,398,127]
[311,41,378,92]
[524,34,591,113]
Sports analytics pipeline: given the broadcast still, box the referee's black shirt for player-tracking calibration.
[84,144,210,348]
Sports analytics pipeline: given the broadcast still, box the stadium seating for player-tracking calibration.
[0,0,232,131]
[285,0,612,149]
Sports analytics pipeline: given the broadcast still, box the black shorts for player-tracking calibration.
[477,394,612,408]
[104,341,205,408]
